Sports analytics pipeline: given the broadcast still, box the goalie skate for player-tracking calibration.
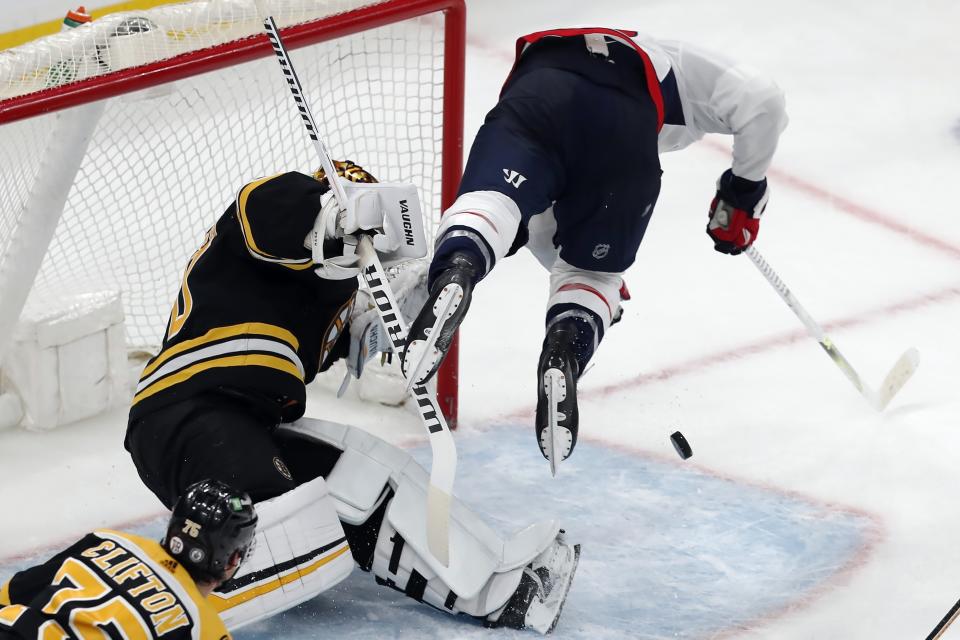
[401,251,479,387]
[536,321,580,476]
[488,532,581,634]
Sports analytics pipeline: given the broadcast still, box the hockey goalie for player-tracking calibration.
[123,161,580,634]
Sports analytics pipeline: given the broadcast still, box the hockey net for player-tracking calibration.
[0,0,463,425]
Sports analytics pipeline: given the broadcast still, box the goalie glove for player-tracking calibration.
[338,260,429,394]
[309,180,429,279]
[706,169,769,255]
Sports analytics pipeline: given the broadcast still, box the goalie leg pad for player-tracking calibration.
[278,418,561,615]
[211,476,354,630]
[372,513,526,617]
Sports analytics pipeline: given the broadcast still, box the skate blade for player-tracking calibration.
[542,368,568,478]
[403,283,464,390]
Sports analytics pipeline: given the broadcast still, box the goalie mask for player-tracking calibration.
[163,479,258,583]
[313,159,378,186]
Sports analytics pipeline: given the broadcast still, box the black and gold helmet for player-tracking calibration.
[163,479,257,583]
[312,160,378,188]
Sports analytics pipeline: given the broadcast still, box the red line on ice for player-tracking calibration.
[0,510,166,565]
[498,282,960,424]
[586,283,960,402]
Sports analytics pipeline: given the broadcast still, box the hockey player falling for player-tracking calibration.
[124,162,578,634]
[0,479,256,639]
[401,28,789,472]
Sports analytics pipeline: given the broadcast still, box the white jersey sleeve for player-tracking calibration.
[641,36,789,181]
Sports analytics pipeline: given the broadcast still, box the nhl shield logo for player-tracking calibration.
[592,243,610,259]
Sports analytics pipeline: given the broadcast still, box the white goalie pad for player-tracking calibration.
[279,419,560,615]
[210,476,355,630]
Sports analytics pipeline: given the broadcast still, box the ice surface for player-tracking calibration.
[0,427,877,638]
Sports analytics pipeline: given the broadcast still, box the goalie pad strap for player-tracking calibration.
[388,532,404,575]
[405,571,428,602]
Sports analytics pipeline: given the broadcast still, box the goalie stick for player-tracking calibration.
[745,245,919,411]
[256,5,456,566]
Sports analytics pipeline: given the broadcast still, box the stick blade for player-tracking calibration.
[874,347,920,411]
[426,484,452,567]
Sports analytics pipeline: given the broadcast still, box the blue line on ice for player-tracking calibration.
[1,425,876,639]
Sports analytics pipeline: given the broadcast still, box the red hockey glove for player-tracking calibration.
[707,169,768,255]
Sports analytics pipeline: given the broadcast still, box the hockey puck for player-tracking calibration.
[670,431,693,460]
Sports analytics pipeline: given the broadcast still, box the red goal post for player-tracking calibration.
[0,0,464,426]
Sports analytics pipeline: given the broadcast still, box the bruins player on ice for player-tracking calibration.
[124,163,580,634]
[0,479,256,640]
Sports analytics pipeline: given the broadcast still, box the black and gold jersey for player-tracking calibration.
[0,530,230,639]
[129,171,358,423]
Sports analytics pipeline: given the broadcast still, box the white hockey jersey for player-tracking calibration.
[638,34,788,181]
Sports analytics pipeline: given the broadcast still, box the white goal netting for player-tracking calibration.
[0,0,452,353]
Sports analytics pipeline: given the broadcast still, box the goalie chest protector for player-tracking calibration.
[130,172,357,424]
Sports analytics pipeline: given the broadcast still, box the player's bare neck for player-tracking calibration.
[196,580,217,598]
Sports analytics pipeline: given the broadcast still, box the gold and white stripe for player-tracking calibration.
[133,323,305,405]
[137,338,304,393]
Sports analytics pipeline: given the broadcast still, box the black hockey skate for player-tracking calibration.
[486,531,581,634]
[400,250,480,387]
[536,321,581,476]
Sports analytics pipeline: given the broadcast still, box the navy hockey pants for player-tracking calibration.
[458,63,662,273]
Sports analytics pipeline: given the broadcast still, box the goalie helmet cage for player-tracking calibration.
[0,0,464,427]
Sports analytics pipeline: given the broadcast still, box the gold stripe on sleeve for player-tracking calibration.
[0,580,10,607]
[142,323,300,379]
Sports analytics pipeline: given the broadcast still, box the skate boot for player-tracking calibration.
[401,250,480,386]
[486,531,581,634]
[536,320,581,475]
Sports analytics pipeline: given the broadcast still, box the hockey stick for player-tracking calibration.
[745,245,919,411]
[927,596,960,640]
[257,6,456,566]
